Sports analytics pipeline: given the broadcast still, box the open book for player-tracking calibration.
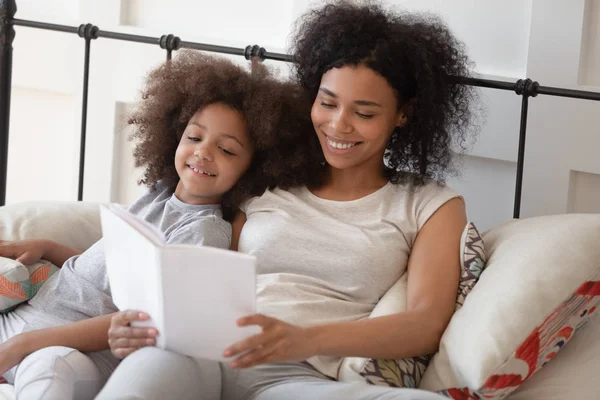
[99,204,259,361]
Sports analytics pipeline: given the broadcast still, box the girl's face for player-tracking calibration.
[174,103,253,205]
[311,65,406,175]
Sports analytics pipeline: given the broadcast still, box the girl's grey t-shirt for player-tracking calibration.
[24,182,231,331]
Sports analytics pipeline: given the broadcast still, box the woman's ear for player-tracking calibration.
[396,102,413,128]
[396,112,408,128]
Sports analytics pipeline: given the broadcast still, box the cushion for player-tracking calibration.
[0,201,102,247]
[0,258,59,313]
[0,201,101,313]
[509,312,600,399]
[419,214,600,399]
[338,221,487,388]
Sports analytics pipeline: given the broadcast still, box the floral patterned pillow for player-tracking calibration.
[419,214,600,399]
[347,222,487,388]
[0,257,59,313]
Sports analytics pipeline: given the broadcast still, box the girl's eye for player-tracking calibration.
[219,147,235,156]
[187,136,201,142]
[356,113,374,119]
[320,102,335,108]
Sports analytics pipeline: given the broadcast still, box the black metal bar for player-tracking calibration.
[12,18,78,34]
[97,30,157,45]
[77,38,91,201]
[76,24,98,201]
[448,75,515,92]
[180,40,246,57]
[5,16,600,213]
[514,94,529,219]
[262,51,293,63]
[10,17,600,101]
[512,79,538,219]
[537,85,600,101]
[0,0,16,207]
[159,34,179,61]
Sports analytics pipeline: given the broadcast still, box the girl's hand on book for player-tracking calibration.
[0,239,49,265]
[108,311,158,359]
[223,314,317,369]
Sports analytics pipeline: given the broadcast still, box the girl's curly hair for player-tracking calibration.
[128,51,323,219]
[291,0,478,184]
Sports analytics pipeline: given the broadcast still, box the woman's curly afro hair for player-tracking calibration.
[291,0,478,184]
[128,50,323,218]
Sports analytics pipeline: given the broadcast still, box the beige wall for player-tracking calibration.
[7,0,600,231]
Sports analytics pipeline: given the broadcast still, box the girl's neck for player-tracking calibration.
[312,163,389,201]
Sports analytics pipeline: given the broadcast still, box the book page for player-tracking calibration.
[100,205,165,337]
[160,244,259,361]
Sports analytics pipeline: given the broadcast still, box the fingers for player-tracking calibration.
[108,311,158,358]
[111,346,142,360]
[111,310,150,327]
[230,346,278,369]
[236,314,273,328]
[17,251,37,265]
[0,242,16,259]
[109,336,156,349]
[223,329,278,358]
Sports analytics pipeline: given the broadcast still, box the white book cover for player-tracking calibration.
[100,204,259,361]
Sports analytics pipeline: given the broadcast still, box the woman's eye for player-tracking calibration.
[356,113,374,119]
[219,147,235,156]
[187,136,201,142]
[320,102,335,108]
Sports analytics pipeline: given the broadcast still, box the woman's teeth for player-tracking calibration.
[327,138,357,149]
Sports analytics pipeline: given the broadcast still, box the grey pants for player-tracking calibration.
[96,347,448,400]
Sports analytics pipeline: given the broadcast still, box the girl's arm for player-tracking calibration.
[0,314,114,375]
[0,311,158,375]
[0,239,82,266]
[224,198,467,367]
[10,314,114,356]
[42,240,83,266]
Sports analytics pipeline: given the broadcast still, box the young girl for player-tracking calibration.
[0,50,321,399]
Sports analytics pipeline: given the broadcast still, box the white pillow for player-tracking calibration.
[0,201,101,249]
[420,214,600,399]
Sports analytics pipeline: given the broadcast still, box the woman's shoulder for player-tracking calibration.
[389,179,460,203]
[388,179,463,231]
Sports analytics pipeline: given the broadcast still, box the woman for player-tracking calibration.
[98,1,476,399]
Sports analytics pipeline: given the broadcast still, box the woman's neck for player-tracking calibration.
[312,163,389,201]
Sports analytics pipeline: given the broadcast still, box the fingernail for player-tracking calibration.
[148,329,157,337]
[230,361,238,368]
[223,349,231,357]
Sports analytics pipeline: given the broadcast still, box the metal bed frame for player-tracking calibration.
[1,0,599,217]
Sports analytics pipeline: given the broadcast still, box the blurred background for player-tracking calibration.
[6,0,600,231]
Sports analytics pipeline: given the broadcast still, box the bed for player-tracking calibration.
[0,0,600,398]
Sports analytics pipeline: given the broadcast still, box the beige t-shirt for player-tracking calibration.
[238,181,461,378]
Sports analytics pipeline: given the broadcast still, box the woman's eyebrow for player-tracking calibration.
[319,87,382,107]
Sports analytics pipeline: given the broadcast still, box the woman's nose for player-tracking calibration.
[331,110,353,134]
